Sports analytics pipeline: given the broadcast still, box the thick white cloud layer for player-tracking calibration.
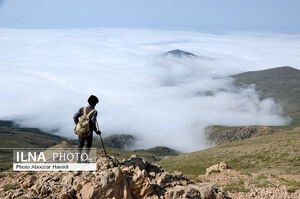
[0,28,298,152]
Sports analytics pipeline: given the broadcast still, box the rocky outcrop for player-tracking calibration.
[199,162,300,199]
[206,126,276,145]
[206,161,231,176]
[0,155,230,199]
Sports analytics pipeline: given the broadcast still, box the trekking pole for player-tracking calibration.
[96,120,121,166]
[96,120,107,157]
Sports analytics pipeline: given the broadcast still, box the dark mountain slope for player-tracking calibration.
[232,66,300,125]
[159,127,300,179]
[0,120,66,171]
[0,120,65,148]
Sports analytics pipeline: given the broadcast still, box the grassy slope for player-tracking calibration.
[159,128,300,179]
[67,135,180,162]
[206,66,300,144]
[0,126,64,148]
[104,147,179,163]
[0,121,65,171]
[232,66,300,125]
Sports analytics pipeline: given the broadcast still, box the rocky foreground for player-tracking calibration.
[200,162,300,199]
[0,155,229,199]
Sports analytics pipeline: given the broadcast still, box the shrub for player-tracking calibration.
[208,169,221,175]
[4,183,16,191]
[223,180,250,193]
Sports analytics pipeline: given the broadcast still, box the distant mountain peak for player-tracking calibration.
[165,49,197,57]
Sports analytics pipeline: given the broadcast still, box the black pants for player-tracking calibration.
[78,134,93,162]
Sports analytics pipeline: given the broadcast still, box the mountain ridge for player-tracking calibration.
[232,66,300,125]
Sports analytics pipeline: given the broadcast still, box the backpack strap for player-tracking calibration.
[83,107,87,116]
[87,109,96,117]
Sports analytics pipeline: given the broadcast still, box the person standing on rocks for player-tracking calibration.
[73,95,101,159]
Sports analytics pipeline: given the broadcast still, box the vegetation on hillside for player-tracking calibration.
[159,128,300,179]
[232,66,300,125]
[0,120,66,171]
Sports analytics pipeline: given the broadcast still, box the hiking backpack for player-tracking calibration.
[74,107,95,137]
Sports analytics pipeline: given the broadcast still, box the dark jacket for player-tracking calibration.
[73,105,98,133]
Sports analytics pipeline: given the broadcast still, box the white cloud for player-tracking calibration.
[0,28,298,152]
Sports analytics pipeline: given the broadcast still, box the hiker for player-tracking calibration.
[73,95,101,159]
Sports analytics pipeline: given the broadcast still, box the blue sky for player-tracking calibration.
[0,0,300,32]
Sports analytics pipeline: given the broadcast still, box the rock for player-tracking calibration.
[122,155,147,170]
[12,191,24,198]
[61,173,74,184]
[206,126,276,145]
[166,185,201,199]
[40,185,49,196]
[129,167,154,198]
[22,175,36,189]
[198,184,217,199]
[173,171,183,177]
[219,161,231,170]
[206,161,231,175]
[0,155,230,199]
[60,192,71,199]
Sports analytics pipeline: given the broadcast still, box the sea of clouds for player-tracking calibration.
[0,28,299,152]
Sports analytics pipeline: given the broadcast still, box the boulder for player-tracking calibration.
[206,161,231,175]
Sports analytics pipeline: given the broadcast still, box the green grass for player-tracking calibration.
[280,178,300,193]
[59,173,66,178]
[0,120,66,171]
[87,172,95,177]
[7,172,15,178]
[159,128,300,179]
[256,180,274,188]
[287,187,297,193]
[4,183,16,191]
[0,126,64,148]
[103,147,173,163]
[222,180,250,193]
[256,174,267,180]
[240,171,252,176]
[208,169,221,175]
